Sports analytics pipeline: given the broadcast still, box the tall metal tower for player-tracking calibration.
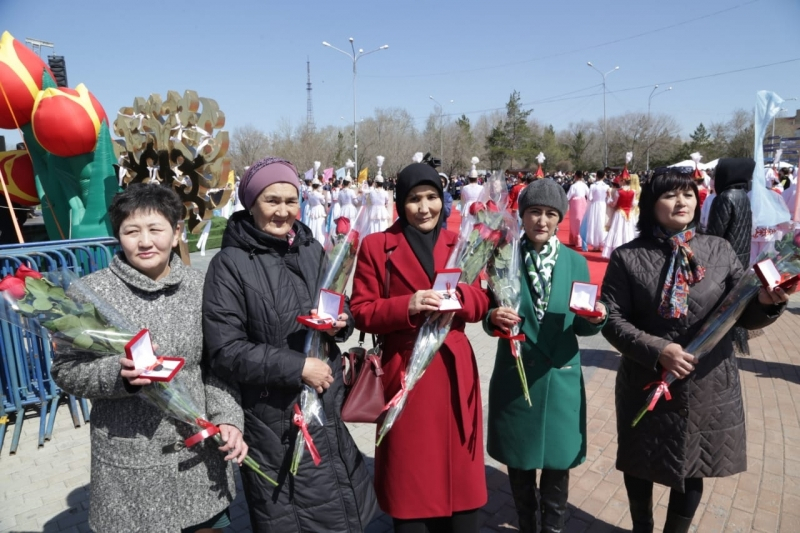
[306,57,315,132]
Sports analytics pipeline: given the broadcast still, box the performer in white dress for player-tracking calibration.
[583,171,609,251]
[306,179,328,245]
[338,177,359,223]
[460,157,483,215]
[566,171,590,247]
[366,176,391,234]
[329,181,342,224]
[300,175,313,226]
[602,177,637,259]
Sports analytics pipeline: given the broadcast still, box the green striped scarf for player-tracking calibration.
[522,235,560,321]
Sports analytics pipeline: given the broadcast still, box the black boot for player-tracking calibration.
[662,511,693,533]
[508,468,539,533]
[540,469,569,533]
[628,496,654,533]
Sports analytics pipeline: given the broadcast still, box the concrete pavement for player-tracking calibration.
[1,249,799,532]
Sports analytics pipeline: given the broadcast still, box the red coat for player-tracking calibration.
[350,221,489,519]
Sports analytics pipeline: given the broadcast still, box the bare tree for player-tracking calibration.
[229,125,271,176]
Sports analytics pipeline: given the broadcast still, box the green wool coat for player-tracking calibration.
[484,245,606,471]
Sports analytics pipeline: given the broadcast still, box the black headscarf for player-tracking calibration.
[395,163,445,281]
[714,158,754,193]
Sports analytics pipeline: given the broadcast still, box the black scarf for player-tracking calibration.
[396,163,445,281]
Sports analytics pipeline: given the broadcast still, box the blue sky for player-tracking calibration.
[2,0,799,147]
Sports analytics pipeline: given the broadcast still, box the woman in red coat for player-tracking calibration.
[351,161,490,532]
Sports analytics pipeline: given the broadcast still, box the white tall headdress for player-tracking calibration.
[412,152,424,163]
[470,156,479,178]
[345,159,355,179]
[376,155,385,178]
[313,161,321,175]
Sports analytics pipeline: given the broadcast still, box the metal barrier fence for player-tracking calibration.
[0,237,119,455]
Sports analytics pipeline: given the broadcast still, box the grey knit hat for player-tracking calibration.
[518,179,568,221]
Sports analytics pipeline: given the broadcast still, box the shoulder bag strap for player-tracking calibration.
[373,249,392,350]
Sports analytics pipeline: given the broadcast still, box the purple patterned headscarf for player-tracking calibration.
[239,157,300,210]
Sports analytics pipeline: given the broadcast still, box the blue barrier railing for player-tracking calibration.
[0,238,118,454]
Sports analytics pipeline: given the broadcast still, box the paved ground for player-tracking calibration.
[2,249,799,532]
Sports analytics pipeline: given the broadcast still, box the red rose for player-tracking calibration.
[15,264,43,280]
[486,200,500,213]
[0,274,26,300]
[468,202,485,216]
[346,230,360,248]
[335,216,351,235]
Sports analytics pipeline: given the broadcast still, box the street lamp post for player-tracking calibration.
[587,62,619,168]
[646,85,672,173]
[429,95,453,164]
[323,38,389,174]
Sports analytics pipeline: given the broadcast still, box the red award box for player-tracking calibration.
[124,329,184,382]
[569,282,603,318]
[297,289,345,330]
[433,268,462,311]
[754,258,800,290]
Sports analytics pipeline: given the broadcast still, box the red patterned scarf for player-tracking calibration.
[656,226,705,319]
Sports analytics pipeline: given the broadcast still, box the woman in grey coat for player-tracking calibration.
[601,170,791,533]
[52,185,245,533]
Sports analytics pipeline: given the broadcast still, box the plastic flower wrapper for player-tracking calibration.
[486,213,530,406]
[377,174,508,445]
[0,267,277,485]
[291,207,370,475]
[631,230,800,427]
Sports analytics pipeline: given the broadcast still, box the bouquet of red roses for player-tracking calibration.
[486,213,530,406]
[0,266,277,485]
[631,229,800,427]
[291,208,369,474]
[376,175,508,445]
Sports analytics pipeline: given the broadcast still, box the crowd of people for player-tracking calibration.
[49,153,797,533]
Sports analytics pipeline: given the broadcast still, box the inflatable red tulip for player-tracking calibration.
[0,31,54,128]
[31,83,108,157]
[0,150,38,205]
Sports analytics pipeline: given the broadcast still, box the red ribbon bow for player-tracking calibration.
[643,375,672,411]
[293,404,322,466]
[184,418,221,448]
[383,372,407,412]
[495,330,526,358]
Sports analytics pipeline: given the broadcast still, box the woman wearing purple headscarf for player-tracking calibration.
[203,157,377,532]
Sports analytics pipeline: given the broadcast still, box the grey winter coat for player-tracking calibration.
[51,254,243,533]
[601,234,783,490]
[202,212,377,532]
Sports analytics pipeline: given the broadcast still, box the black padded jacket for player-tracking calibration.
[202,211,377,532]
[601,234,782,490]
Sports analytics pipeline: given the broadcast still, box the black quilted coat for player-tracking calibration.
[202,212,377,532]
[601,233,783,490]
[705,157,754,268]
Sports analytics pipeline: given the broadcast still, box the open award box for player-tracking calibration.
[754,258,800,291]
[569,282,603,318]
[433,269,462,311]
[124,329,184,382]
[297,289,344,330]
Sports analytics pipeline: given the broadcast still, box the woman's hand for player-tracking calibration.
[119,357,151,387]
[757,283,793,306]
[490,306,521,332]
[657,343,698,380]
[302,358,334,394]
[408,290,443,316]
[585,302,607,325]
[217,424,248,465]
[314,310,348,338]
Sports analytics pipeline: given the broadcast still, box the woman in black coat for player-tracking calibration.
[601,169,791,533]
[202,157,377,532]
[705,157,755,354]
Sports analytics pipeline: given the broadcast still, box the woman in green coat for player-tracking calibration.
[484,179,607,533]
